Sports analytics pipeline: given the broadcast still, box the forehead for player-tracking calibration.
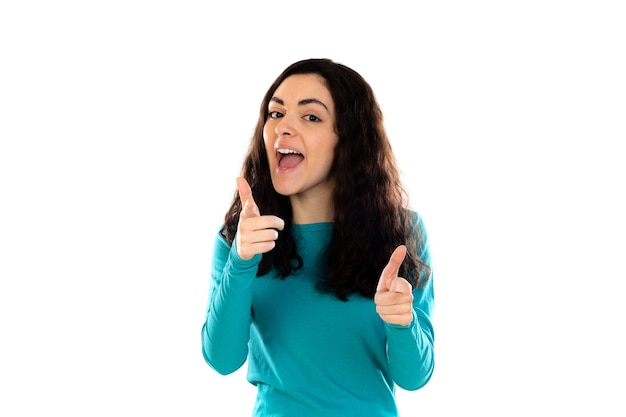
[273,74,333,105]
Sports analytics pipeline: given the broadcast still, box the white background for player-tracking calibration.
[1,1,625,416]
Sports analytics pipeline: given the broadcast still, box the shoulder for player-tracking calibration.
[405,209,428,235]
[212,225,232,253]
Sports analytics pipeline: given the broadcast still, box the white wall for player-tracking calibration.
[1,1,624,415]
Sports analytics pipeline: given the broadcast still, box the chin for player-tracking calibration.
[270,179,296,197]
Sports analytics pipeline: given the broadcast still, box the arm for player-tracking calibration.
[377,212,435,390]
[201,177,284,375]
[385,278,434,390]
[200,232,261,375]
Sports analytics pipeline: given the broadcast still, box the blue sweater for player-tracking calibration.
[202,214,434,416]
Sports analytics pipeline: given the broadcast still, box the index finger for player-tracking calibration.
[236,177,260,217]
[379,245,407,285]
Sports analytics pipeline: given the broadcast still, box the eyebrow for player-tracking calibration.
[270,97,329,112]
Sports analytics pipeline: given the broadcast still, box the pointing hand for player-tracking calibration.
[235,177,285,260]
[375,245,414,326]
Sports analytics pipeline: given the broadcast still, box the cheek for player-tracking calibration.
[262,127,276,163]
[322,137,339,166]
[262,126,271,148]
[314,144,337,175]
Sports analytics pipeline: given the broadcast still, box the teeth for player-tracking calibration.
[277,148,301,155]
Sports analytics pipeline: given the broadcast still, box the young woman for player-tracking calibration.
[201,58,434,416]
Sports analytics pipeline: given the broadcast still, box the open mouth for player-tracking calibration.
[277,148,304,169]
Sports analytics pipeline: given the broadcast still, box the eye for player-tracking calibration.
[304,114,321,122]
[268,110,283,119]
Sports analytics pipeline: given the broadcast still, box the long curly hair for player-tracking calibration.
[221,58,430,300]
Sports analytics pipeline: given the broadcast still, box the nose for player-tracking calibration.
[275,115,294,136]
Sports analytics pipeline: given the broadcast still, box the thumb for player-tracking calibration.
[388,277,412,295]
[377,245,407,292]
[236,177,260,217]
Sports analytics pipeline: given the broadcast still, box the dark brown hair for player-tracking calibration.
[221,58,430,300]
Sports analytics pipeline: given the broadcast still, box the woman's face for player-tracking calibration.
[263,73,339,199]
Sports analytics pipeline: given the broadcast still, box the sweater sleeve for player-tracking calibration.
[384,212,435,390]
[201,230,261,375]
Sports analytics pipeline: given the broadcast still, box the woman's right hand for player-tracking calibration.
[235,177,285,260]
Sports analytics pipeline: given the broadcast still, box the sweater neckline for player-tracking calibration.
[291,222,333,232]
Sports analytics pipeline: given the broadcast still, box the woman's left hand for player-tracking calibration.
[374,245,414,326]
